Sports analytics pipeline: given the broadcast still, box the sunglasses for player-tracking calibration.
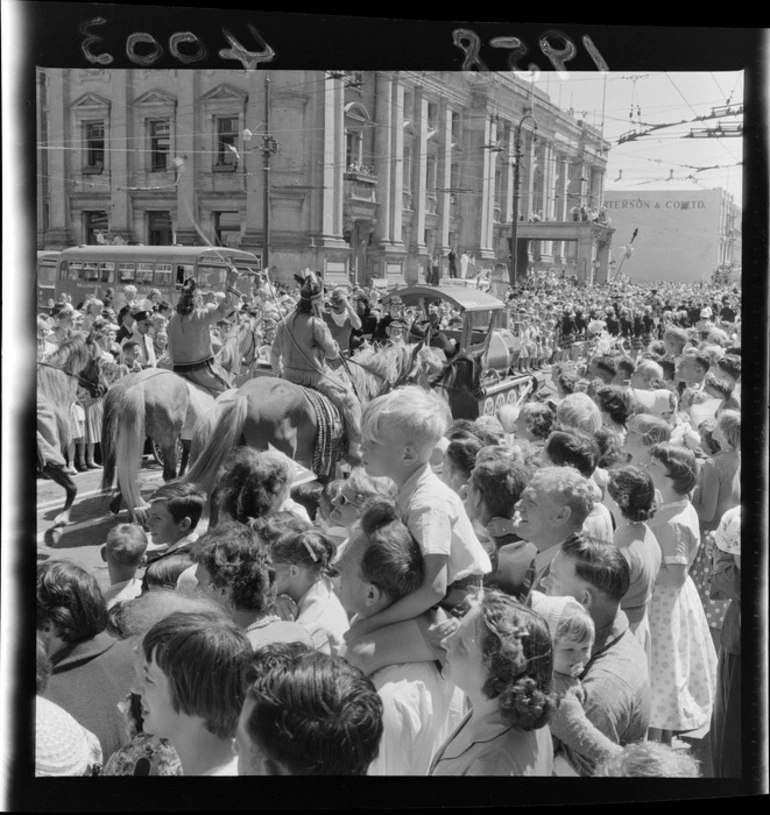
[334,492,360,508]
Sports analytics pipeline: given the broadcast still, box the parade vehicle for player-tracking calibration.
[36,250,60,310]
[383,285,538,419]
[52,245,261,307]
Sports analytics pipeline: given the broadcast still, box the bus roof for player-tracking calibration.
[56,245,259,262]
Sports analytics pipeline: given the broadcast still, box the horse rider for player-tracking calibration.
[166,269,241,398]
[269,272,363,462]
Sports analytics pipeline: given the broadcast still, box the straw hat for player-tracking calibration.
[35,697,95,777]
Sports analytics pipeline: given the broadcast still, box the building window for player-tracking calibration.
[402,90,413,124]
[148,119,170,172]
[346,129,363,169]
[83,121,105,173]
[214,211,241,247]
[215,116,238,169]
[148,211,172,245]
[426,154,437,196]
[427,102,438,130]
[84,210,109,245]
[451,111,461,141]
[403,144,413,193]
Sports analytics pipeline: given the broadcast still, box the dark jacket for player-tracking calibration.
[43,631,136,761]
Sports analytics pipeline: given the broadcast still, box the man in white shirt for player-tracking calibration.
[121,309,156,369]
[337,501,466,776]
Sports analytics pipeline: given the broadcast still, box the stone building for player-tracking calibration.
[37,68,611,287]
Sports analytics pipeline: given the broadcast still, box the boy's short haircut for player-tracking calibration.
[105,523,148,567]
[357,499,424,601]
[716,409,741,450]
[122,340,140,353]
[531,467,595,529]
[142,611,251,740]
[616,357,634,377]
[561,533,631,603]
[519,403,555,441]
[470,458,529,519]
[716,355,741,382]
[594,356,618,378]
[141,552,195,593]
[594,385,632,428]
[544,430,598,479]
[149,481,206,530]
[634,359,664,381]
[362,385,448,460]
[554,603,595,648]
[242,643,384,775]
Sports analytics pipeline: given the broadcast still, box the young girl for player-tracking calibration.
[646,443,717,744]
[269,528,349,656]
[530,591,622,776]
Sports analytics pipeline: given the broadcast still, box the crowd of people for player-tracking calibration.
[35,266,744,779]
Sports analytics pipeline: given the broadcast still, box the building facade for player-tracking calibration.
[37,69,610,287]
[603,188,742,284]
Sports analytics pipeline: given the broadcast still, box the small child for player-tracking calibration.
[530,591,623,775]
[121,341,143,374]
[345,386,492,673]
[100,523,148,608]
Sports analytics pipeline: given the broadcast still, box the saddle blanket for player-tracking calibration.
[300,386,346,480]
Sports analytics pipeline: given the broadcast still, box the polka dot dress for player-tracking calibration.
[689,544,730,631]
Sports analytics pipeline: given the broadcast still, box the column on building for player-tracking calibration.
[436,100,452,254]
[44,69,72,246]
[389,80,405,250]
[525,131,536,221]
[321,74,344,241]
[175,72,198,245]
[413,88,428,257]
[110,72,131,239]
[372,73,393,249]
[478,114,496,259]
[504,122,515,225]
[540,140,554,263]
[555,152,571,263]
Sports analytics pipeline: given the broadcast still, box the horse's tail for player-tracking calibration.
[101,382,145,513]
[183,391,248,496]
[189,389,240,464]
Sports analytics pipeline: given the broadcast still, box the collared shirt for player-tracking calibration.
[559,608,651,776]
[122,328,156,368]
[396,463,492,585]
[429,708,553,776]
[295,576,349,657]
[102,577,143,609]
[368,663,466,776]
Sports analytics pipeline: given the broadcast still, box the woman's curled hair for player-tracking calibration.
[607,465,657,523]
[476,589,558,731]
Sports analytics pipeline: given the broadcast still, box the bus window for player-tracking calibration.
[136,263,154,285]
[197,265,227,291]
[119,263,136,283]
[155,263,173,286]
[68,261,83,281]
[176,264,194,287]
[83,262,99,281]
[99,262,115,283]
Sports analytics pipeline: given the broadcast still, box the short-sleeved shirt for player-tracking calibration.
[648,498,700,569]
[613,523,662,626]
[396,463,492,585]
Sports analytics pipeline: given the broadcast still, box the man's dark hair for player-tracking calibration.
[560,533,631,603]
[242,643,383,775]
[470,458,528,519]
[544,430,598,479]
[716,355,741,382]
[358,500,424,602]
[143,611,251,739]
[37,561,107,643]
[594,385,632,427]
[149,481,207,530]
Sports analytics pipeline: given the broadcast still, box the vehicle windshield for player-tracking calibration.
[467,308,499,330]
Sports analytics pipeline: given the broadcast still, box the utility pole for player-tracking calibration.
[261,74,279,270]
[509,111,538,288]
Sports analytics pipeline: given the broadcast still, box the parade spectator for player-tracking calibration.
[37,561,136,762]
[629,358,665,391]
[322,287,362,354]
[236,643,383,775]
[144,482,205,563]
[138,611,252,775]
[269,528,349,656]
[337,500,466,775]
[100,523,148,609]
[142,553,195,593]
[556,392,603,436]
[121,310,157,369]
[191,522,313,650]
[543,534,651,775]
[429,589,557,776]
[646,444,717,746]
[622,413,671,467]
[326,467,398,542]
[440,434,484,496]
[606,466,661,660]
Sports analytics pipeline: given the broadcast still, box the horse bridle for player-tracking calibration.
[36,358,106,394]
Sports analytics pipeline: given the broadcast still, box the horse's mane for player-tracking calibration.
[347,342,415,400]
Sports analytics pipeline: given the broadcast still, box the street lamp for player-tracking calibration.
[509,111,538,288]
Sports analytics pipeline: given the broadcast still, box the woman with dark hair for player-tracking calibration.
[594,385,632,442]
[441,435,484,496]
[141,552,195,593]
[429,589,557,776]
[36,560,136,762]
[269,528,349,656]
[216,447,293,525]
[607,466,662,661]
[645,444,717,745]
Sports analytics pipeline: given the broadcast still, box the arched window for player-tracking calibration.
[344,102,372,175]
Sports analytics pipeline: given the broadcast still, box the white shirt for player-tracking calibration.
[102,577,143,609]
[295,576,350,657]
[396,463,492,585]
[368,662,467,776]
[583,502,614,543]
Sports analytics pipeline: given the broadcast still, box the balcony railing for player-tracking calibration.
[344,161,377,179]
[344,177,377,203]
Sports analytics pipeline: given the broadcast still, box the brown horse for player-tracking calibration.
[100,317,262,520]
[37,334,106,539]
[182,341,435,503]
